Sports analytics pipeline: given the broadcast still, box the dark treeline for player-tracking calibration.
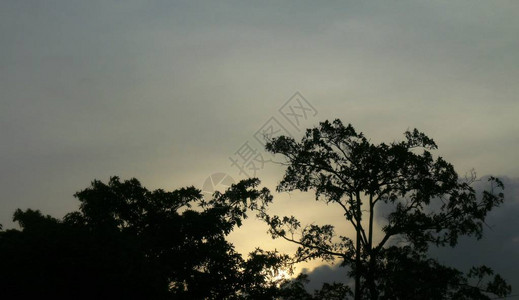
[0,178,294,299]
[0,120,511,299]
[0,177,342,299]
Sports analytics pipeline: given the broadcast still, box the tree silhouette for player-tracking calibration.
[1,121,512,299]
[260,119,511,299]
[0,177,292,299]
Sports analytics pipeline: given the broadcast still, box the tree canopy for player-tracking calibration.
[260,119,511,299]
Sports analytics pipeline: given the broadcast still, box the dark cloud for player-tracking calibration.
[429,176,519,291]
[301,263,352,292]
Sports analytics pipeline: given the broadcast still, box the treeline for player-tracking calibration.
[0,177,345,299]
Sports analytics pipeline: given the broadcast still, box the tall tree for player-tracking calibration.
[260,119,510,299]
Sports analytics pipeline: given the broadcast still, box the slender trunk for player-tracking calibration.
[369,195,374,250]
[354,192,362,300]
[367,257,377,300]
[368,195,377,300]
[355,229,361,300]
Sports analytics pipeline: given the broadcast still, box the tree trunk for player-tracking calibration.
[367,256,378,300]
[354,192,362,300]
[368,196,377,300]
[355,228,361,300]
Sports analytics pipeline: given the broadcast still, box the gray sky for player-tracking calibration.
[1,0,518,290]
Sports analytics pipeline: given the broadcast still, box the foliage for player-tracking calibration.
[0,177,293,299]
[261,119,510,299]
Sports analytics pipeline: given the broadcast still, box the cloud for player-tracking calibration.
[429,176,519,291]
[301,263,352,292]
[0,3,518,289]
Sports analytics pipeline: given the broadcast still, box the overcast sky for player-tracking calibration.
[1,0,518,291]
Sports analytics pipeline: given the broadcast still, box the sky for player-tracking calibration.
[1,0,518,291]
